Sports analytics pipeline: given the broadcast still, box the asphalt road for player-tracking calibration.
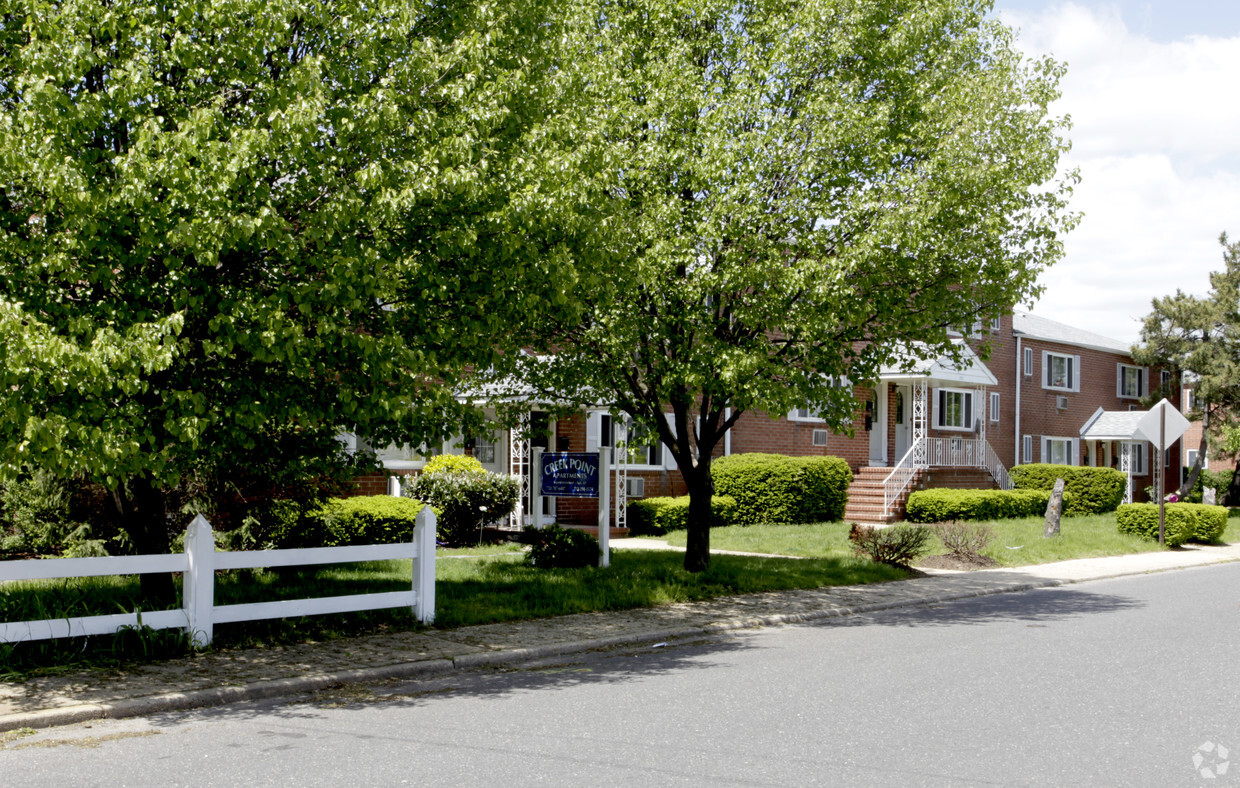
[3,563,1238,786]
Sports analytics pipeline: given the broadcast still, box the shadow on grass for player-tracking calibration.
[0,551,905,676]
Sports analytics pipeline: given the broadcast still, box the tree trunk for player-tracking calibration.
[1177,407,1209,499]
[683,465,714,573]
[112,476,177,605]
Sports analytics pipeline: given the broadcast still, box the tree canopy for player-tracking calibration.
[490,0,1078,570]
[1134,233,1240,499]
[0,0,593,586]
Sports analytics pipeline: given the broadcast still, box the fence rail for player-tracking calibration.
[0,507,436,648]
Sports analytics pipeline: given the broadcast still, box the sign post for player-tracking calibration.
[531,447,544,530]
[538,451,610,567]
[1134,399,1191,546]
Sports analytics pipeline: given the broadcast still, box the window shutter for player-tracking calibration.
[1141,367,1148,398]
[1041,436,1048,463]
[1072,356,1081,392]
[1022,435,1033,464]
[1042,351,1050,388]
[663,412,678,470]
[1071,438,1080,466]
[931,388,940,428]
[585,411,603,453]
[1116,364,1124,398]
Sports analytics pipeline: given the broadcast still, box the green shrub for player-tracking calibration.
[319,496,431,546]
[523,525,599,569]
[626,495,738,536]
[848,523,930,568]
[905,488,1069,523]
[408,469,518,547]
[1115,503,1207,547]
[1185,469,1235,504]
[1182,503,1229,542]
[1010,464,1125,515]
[0,470,115,557]
[710,453,852,525]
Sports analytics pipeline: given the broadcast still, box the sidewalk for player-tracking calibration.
[3,540,1239,733]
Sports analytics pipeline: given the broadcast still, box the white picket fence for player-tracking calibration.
[0,507,437,648]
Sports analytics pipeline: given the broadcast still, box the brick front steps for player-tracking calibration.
[844,467,999,524]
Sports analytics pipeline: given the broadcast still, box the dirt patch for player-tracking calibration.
[919,553,1001,571]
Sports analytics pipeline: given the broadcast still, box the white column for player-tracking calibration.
[184,515,215,648]
[598,449,610,568]
[531,447,544,530]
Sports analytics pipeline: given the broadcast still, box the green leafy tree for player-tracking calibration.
[0,0,590,598]
[1134,233,1240,501]
[494,0,1077,571]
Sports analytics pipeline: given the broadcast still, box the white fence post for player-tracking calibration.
[184,514,216,647]
[412,506,436,624]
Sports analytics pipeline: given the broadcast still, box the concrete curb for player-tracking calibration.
[2,555,1236,734]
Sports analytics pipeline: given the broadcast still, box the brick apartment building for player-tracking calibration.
[354,310,1181,525]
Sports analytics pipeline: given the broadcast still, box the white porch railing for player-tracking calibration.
[884,437,1014,517]
[0,508,437,648]
[883,438,926,516]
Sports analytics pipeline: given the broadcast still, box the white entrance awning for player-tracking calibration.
[1079,408,1147,441]
[878,341,998,387]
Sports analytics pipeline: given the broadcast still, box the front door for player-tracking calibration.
[868,387,888,466]
[894,386,911,461]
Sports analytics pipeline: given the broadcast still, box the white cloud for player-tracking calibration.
[1000,3,1240,345]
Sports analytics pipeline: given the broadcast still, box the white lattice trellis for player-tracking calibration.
[912,379,928,467]
[509,412,530,528]
[614,420,628,529]
[1121,442,1133,504]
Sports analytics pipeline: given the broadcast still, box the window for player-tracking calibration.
[1117,364,1147,399]
[935,388,974,431]
[788,406,825,422]
[1161,369,1173,391]
[1024,347,1033,377]
[589,412,670,468]
[371,439,440,469]
[1022,435,1033,464]
[989,392,1000,423]
[1043,352,1079,392]
[1042,437,1077,466]
[468,433,497,465]
[1121,441,1148,475]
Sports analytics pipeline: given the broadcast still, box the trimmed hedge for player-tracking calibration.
[319,495,431,546]
[1010,464,1126,515]
[1116,502,1227,545]
[905,488,1070,523]
[626,495,738,536]
[710,453,852,525]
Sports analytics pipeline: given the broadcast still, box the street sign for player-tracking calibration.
[1133,399,1190,448]
[539,452,601,498]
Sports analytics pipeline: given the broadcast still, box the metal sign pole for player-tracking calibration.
[1158,410,1166,546]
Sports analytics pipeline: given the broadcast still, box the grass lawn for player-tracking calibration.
[0,543,904,677]
[660,511,1236,568]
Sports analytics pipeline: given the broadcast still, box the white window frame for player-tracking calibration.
[587,410,673,471]
[1122,441,1148,475]
[788,406,826,423]
[1041,436,1079,466]
[1023,347,1033,377]
[989,392,1000,423]
[1117,363,1147,400]
[1043,351,1080,392]
[1022,434,1033,464]
[934,388,975,432]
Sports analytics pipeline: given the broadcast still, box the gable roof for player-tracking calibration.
[1079,407,1146,440]
[1012,310,1132,356]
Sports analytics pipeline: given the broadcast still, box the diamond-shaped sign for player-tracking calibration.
[1133,398,1191,449]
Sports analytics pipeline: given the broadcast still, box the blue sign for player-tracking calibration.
[540,452,601,498]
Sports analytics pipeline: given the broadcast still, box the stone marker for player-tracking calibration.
[1204,487,1217,506]
[1044,478,1064,538]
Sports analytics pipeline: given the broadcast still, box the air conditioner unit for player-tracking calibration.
[626,477,645,498]
[812,429,829,447]
[1056,395,1069,410]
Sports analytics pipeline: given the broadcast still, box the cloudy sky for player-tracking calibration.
[991,0,1240,346]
